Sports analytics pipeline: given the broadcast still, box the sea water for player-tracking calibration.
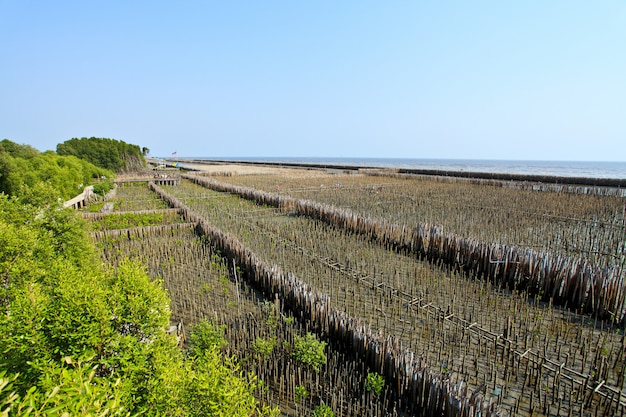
[196,157,626,180]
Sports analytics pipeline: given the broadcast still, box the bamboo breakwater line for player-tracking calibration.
[90,222,196,240]
[82,208,182,220]
[182,174,626,326]
[223,202,626,414]
[233,210,626,410]
[362,170,626,197]
[259,221,626,407]
[148,181,501,417]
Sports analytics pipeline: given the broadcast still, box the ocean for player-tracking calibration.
[194,157,626,180]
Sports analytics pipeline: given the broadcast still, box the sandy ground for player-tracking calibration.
[175,161,342,179]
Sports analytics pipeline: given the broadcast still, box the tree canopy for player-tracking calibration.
[56,137,146,173]
[0,139,113,204]
[0,195,278,416]
[0,137,278,416]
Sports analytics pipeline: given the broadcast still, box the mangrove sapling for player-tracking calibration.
[253,337,277,360]
[292,333,327,372]
[294,384,309,414]
[312,403,336,417]
[188,320,228,355]
[365,372,385,396]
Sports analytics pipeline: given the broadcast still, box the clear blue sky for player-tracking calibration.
[1,1,625,160]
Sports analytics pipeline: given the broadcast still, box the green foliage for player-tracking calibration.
[294,385,308,402]
[92,179,115,197]
[312,403,335,417]
[365,372,385,395]
[188,320,227,357]
[88,212,181,231]
[0,364,129,417]
[260,301,280,330]
[0,195,277,416]
[184,347,259,417]
[108,259,170,340]
[253,337,277,359]
[0,139,113,203]
[31,204,94,268]
[0,195,93,300]
[56,137,146,172]
[292,333,327,372]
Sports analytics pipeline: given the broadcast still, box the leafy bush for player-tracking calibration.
[185,346,277,417]
[313,403,335,417]
[365,372,385,395]
[57,137,146,172]
[188,320,227,357]
[0,364,128,416]
[0,139,113,203]
[294,385,308,402]
[253,337,277,359]
[92,179,115,197]
[0,196,279,416]
[292,333,327,371]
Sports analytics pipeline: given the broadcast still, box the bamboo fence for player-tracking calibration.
[87,177,626,416]
[363,169,626,197]
[148,181,502,417]
[181,174,626,326]
[212,171,625,270]
[82,208,182,220]
[94,219,413,416]
[162,178,626,415]
[90,222,197,241]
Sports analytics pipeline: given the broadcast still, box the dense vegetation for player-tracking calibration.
[57,137,147,173]
[0,139,113,203]
[87,211,184,232]
[0,194,279,416]
[0,136,279,415]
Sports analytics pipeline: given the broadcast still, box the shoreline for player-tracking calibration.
[165,158,626,189]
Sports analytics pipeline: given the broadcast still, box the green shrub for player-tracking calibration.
[188,320,227,357]
[0,139,114,202]
[253,337,277,359]
[294,385,308,402]
[365,372,385,395]
[57,137,146,172]
[292,333,327,371]
[0,195,279,416]
[0,364,128,416]
[92,179,115,197]
[313,403,335,417]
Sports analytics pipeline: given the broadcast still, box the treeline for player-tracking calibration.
[0,137,278,415]
[57,137,147,173]
[0,194,278,416]
[0,139,113,203]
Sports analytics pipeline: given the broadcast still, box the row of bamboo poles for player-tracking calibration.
[183,174,626,325]
[90,222,196,240]
[238,210,626,410]
[156,177,626,415]
[148,181,501,417]
[94,218,403,416]
[362,170,626,197]
[91,209,626,416]
[214,171,624,272]
[82,208,181,220]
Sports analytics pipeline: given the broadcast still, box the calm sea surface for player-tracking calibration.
[195,157,626,180]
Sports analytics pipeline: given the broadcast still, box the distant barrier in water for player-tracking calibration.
[363,169,626,197]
